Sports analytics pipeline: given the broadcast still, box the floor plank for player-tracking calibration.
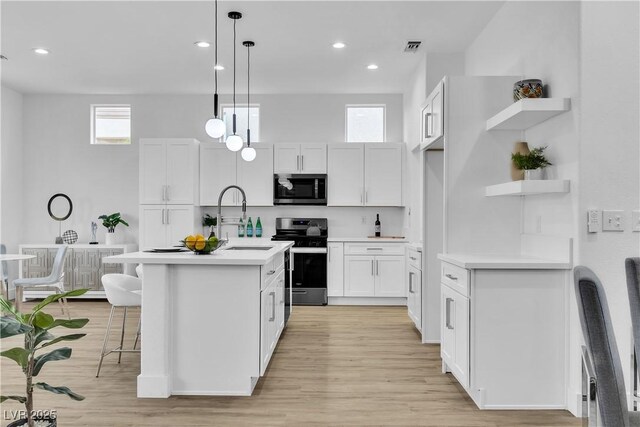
[1,301,579,426]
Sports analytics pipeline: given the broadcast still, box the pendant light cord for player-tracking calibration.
[214,0,218,97]
[233,17,237,120]
[247,43,250,145]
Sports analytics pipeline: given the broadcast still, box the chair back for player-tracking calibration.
[626,258,640,359]
[0,244,8,283]
[574,266,628,426]
[48,245,68,282]
[101,274,142,307]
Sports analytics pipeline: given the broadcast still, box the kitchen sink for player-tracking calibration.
[223,246,273,251]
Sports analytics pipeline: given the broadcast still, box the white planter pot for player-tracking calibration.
[105,231,121,245]
[524,168,543,180]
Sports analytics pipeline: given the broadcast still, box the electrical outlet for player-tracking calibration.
[632,210,640,232]
[602,210,624,232]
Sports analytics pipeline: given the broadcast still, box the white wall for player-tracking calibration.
[1,85,24,287]
[19,93,403,244]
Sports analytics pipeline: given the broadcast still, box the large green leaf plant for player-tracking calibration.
[0,290,89,427]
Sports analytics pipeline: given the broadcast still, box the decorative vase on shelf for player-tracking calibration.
[524,168,544,180]
[511,142,530,181]
[105,230,121,245]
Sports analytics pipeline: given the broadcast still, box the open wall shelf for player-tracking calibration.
[486,98,571,131]
[485,180,571,197]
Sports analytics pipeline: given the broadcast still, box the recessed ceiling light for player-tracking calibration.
[194,41,210,48]
[367,64,378,70]
[33,48,50,55]
[214,64,224,70]
[333,42,346,49]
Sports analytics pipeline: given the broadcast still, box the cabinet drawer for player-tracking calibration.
[261,253,284,290]
[344,243,405,256]
[441,262,469,297]
[406,248,421,270]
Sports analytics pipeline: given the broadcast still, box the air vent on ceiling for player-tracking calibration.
[404,41,422,53]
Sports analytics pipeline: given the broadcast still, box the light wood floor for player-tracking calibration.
[1,301,579,426]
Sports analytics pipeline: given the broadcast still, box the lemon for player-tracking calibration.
[184,235,196,250]
[194,236,206,251]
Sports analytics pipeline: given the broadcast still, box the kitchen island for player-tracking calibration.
[103,239,293,398]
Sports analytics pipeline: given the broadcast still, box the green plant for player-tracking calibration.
[511,146,552,170]
[98,212,129,233]
[202,214,218,227]
[1,290,89,427]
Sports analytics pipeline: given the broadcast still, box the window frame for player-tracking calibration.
[345,104,387,143]
[221,103,261,142]
[90,104,132,145]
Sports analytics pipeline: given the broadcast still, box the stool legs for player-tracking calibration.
[118,307,128,364]
[96,305,140,378]
[96,305,116,378]
[15,286,23,312]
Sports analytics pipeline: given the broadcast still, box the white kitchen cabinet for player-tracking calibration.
[406,247,422,331]
[344,253,405,297]
[440,281,469,388]
[139,205,199,250]
[140,138,199,205]
[420,80,444,150]
[327,143,403,207]
[327,242,344,297]
[274,143,326,174]
[260,260,285,376]
[373,256,405,297]
[200,144,273,206]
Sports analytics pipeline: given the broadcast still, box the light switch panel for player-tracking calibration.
[587,209,600,233]
[602,210,624,232]
[632,210,640,232]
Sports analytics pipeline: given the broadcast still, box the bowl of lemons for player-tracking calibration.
[182,234,225,255]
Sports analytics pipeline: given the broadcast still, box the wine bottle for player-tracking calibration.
[238,218,245,237]
[246,217,254,237]
[375,214,381,237]
[255,217,262,238]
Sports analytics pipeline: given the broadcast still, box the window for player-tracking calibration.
[346,105,385,142]
[222,105,260,142]
[91,105,131,144]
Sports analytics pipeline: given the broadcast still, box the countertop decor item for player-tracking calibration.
[98,213,129,245]
[511,141,530,181]
[0,289,89,427]
[47,193,73,244]
[89,222,98,244]
[62,230,78,245]
[511,145,552,180]
[513,79,543,101]
[182,234,225,255]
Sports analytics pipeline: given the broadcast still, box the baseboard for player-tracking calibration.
[328,297,407,306]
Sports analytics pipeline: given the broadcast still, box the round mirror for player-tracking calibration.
[47,193,73,221]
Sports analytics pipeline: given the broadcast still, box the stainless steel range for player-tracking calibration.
[271,218,328,307]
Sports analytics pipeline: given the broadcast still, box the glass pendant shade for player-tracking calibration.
[205,117,226,139]
[241,146,256,162]
[226,134,243,151]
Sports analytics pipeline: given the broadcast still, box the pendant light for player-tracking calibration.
[241,41,256,162]
[225,11,243,152]
[204,0,225,139]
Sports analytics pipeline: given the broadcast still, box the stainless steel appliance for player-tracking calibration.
[271,218,328,308]
[273,174,327,205]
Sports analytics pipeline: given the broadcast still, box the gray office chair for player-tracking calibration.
[574,266,640,426]
[13,245,70,317]
[626,258,640,409]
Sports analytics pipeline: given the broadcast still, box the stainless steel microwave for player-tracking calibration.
[274,174,327,205]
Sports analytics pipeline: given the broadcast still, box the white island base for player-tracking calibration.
[104,241,291,398]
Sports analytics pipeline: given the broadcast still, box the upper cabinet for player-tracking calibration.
[274,143,327,174]
[200,144,274,207]
[420,80,444,150]
[327,143,403,207]
[140,138,199,205]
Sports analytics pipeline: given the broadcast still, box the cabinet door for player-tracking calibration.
[327,243,344,297]
[200,145,237,206]
[275,270,285,337]
[166,206,195,247]
[237,145,274,206]
[300,144,327,173]
[441,284,456,367]
[140,205,167,250]
[420,102,433,145]
[22,248,49,278]
[140,140,167,204]
[260,280,277,375]
[72,249,101,291]
[344,256,374,296]
[407,265,422,331]
[441,284,469,388]
[166,140,196,205]
[327,144,364,206]
[98,249,124,291]
[374,256,405,297]
[429,81,444,144]
[365,145,402,206]
[274,143,300,174]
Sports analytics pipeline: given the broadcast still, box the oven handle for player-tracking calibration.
[289,248,327,254]
[292,290,308,294]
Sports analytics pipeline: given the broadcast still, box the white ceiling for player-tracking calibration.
[0,1,504,95]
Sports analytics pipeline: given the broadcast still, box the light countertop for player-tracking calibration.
[103,240,294,266]
[437,253,571,270]
[405,242,423,252]
[328,237,407,243]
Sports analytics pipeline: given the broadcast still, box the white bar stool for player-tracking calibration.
[96,273,142,378]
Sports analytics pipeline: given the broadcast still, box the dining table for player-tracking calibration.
[0,254,35,299]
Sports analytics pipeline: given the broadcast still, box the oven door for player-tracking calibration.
[274,174,327,205]
[290,249,327,305]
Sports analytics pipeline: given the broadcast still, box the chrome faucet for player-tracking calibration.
[216,185,247,239]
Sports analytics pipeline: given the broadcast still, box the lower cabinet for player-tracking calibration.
[19,244,136,297]
[407,261,422,332]
[327,243,344,297]
[440,281,469,388]
[344,255,404,297]
[139,205,199,250]
[260,267,285,376]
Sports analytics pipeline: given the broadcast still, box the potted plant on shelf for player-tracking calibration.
[511,145,552,180]
[202,214,217,238]
[98,212,129,245]
[0,289,89,427]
